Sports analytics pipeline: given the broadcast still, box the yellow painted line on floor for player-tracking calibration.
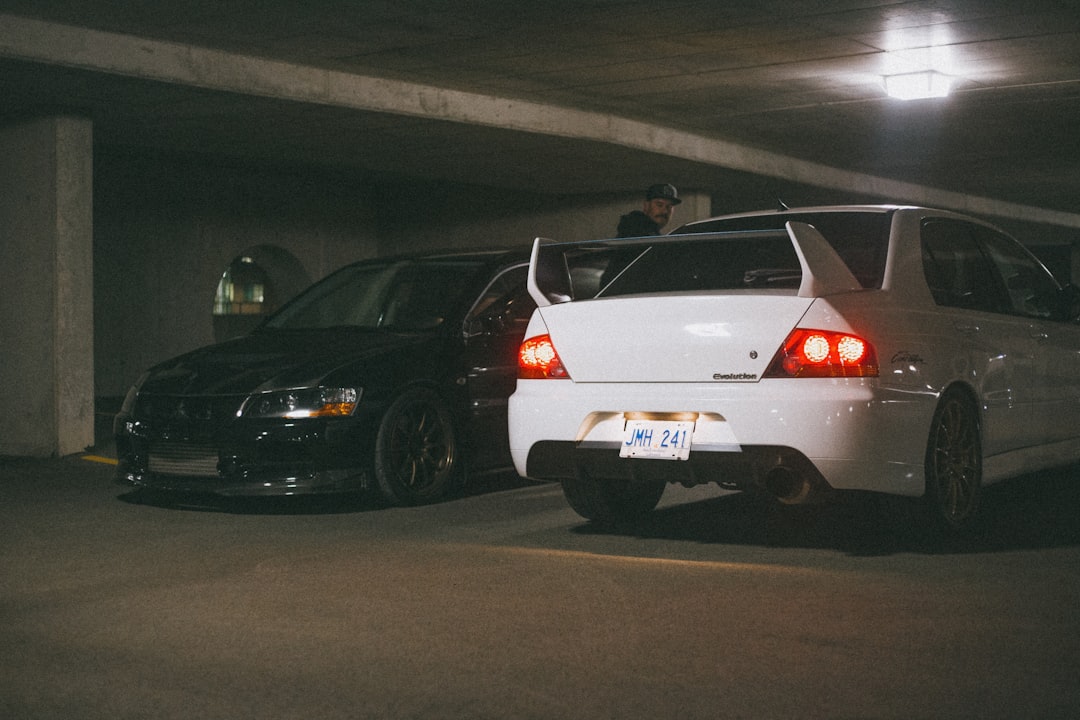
[82,454,118,466]
[452,543,821,575]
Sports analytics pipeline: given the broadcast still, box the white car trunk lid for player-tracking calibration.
[537,294,815,383]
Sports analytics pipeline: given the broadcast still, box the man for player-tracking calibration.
[616,183,681,237]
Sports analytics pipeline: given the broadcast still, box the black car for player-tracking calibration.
[114,248,535,504]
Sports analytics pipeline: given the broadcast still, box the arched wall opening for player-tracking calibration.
[212,244,312,342]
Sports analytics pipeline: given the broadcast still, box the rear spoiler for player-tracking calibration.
[786,221,862,297]
[526,237,569,307]
[526,221,861,308]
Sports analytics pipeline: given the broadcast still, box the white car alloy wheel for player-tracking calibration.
[924,388,982,532]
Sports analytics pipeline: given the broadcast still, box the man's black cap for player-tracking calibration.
[645,183,681,205]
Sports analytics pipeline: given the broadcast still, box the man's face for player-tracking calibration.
[643,198,676,228]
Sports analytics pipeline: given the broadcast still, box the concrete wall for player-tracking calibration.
[366,179,710,250]
[0,117,94,456]
[93,152,382,398]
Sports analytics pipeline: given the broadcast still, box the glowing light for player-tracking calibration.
[837,336,868,364]
[519,334,569,379]
[802,335,832,364]
[882,71,952,100]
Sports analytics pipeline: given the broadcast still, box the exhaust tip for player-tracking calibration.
[764,465,814,505]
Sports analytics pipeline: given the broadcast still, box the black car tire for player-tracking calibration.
[374,387,461,505]
[923,387,982,532]
[561,471,666,524]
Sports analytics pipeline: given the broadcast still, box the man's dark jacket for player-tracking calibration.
[616,210,660,238]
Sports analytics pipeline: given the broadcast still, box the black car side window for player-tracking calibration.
[921,220,1010,314]
[465,265,534,336]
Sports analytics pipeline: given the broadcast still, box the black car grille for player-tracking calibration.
[136,393,246,426]
[131,394,247,477]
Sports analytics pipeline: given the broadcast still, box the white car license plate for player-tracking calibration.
[620,419,693,460]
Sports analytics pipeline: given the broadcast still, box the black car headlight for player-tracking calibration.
[240,387,361,419]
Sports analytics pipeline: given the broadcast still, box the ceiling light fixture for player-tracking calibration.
[882,71,952,100]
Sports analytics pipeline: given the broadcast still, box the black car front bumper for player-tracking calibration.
[114,411,379,497]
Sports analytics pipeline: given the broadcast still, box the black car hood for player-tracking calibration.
[139,328,443,396]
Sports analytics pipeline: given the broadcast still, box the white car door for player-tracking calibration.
[977,227,1080,448]
[920,218,1039,456]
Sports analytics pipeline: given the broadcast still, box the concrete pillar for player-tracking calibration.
[0,116,94,457]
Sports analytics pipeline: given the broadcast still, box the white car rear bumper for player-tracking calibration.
[509,378,931,498]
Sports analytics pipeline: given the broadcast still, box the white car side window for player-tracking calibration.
[921,220,1010,314]
[977,229,1062,320]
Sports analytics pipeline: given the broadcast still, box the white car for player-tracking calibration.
[508,205,1080,531]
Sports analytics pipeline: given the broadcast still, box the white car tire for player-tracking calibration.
[560,472,666,524]
[923,388,983,532]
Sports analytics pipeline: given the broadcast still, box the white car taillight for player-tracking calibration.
[518,334,570,379]
[764,329,878,378]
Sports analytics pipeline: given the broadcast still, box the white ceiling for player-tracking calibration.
[2,0,1079,222]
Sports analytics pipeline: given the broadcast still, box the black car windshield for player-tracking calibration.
[262,258,486,331]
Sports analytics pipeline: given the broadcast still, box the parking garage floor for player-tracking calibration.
[4,441,1080,719]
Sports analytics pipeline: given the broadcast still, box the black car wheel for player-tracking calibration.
[924,388,982,532]
[374,388,460,505]
[561,471,666,524]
